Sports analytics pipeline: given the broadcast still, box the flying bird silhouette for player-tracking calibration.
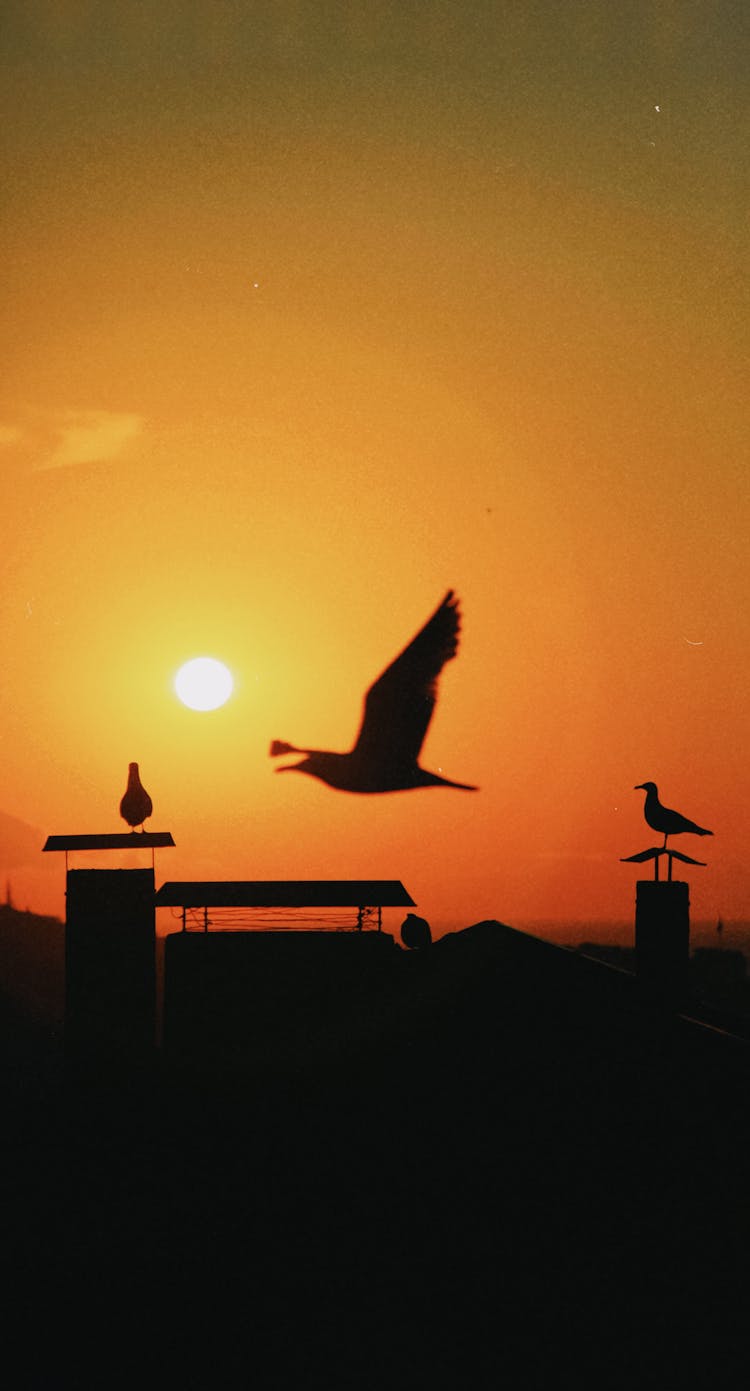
[120,762,153,831]
[634,781,712,849]
[270,590,477,793]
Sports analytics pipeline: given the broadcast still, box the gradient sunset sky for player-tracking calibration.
[2,2,747,935]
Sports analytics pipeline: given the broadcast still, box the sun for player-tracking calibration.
[174,657,234,711]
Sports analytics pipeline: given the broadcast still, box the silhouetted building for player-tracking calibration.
[155,879,414,1070]
[163,929,401,1071]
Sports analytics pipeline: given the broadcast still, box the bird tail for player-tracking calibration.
[695,826,713,836]
[425,771,478,791]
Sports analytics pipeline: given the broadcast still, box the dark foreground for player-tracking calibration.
[4,922,750,1387]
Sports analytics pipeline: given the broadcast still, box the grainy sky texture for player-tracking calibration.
[1,2,747,934]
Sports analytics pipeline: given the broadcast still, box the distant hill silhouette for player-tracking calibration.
[0,809,46,870]
[0,809,61,921]
[0,902,64,1037]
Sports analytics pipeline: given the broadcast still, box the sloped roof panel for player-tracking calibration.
[154,880,415,908]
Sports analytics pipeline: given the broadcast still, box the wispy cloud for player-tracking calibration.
[33,410,144,471]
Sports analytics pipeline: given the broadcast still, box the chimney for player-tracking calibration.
[635,879,690,1008]
[43,832,174,1069]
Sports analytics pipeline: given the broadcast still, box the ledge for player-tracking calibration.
[43,833,176,852]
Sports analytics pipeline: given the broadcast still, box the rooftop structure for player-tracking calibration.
[154,878,415,931]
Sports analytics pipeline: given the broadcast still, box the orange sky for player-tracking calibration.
[1,3,747,938]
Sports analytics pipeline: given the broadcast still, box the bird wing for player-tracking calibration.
[353,591,461,764]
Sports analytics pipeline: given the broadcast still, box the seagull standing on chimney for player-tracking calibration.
[120,762,153,831]
[270,590,477,793]
[634,781,712,849]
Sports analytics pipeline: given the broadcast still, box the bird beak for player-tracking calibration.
[634,783,644,790]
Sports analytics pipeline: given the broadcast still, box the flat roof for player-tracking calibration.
[44,833,175,851]
[154,880,415,908]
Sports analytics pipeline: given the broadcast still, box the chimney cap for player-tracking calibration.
[43,832,175,852]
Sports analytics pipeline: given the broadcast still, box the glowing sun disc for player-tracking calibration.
[175,657,234,711]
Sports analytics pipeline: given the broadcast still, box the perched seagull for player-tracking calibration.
[401,913,433,950]
[120,762,153,831]
[270,590,478,793]
[634,781,712,849]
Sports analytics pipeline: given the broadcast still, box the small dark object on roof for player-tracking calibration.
[401,913,432,949]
